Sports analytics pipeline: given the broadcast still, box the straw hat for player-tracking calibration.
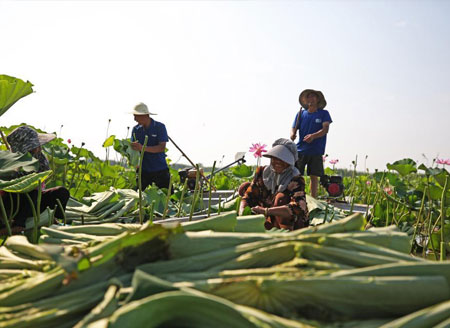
[7,126,56,154]
[299,89,327,109]
[130,102,157,115]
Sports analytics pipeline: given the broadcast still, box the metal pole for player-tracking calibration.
[168,136,213,190]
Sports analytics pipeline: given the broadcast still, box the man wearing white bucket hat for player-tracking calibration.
[130,102,170,190]
[238,138,309,231]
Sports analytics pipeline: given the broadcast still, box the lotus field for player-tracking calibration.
[1,75,449,327]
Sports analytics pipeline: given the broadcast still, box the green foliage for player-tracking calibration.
[113,138,140,167]
[430,223,450,253]
[43,141,72,165]
[103,135,116,148]
[71,145,98,161]
[214,172,232,190]
[230,164,253,178]
[0,170,51,193]
[386,158,417,176]
[0,151,39,179]
[0,75,34,117]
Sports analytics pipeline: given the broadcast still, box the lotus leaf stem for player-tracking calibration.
[0,194,12,236]
[25,193,39,244]
[138,136,148,225]
[56,198,67,226]
[162,174,173,219]
[411,187,427,253]
[177,179,188,218]
[68,143,86,189]
[11,193,20,221]
[207,161,216,218]
[440,175,448,261]
[149,200,155,223]
[188,165,201,222]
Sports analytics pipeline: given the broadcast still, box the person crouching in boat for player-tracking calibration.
[0,126,70,235]
[238,138,309,231]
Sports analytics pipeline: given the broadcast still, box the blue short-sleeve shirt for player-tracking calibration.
[131,119,168,172]
[292,109,332,155]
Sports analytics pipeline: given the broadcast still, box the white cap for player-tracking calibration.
[130,102,157,115]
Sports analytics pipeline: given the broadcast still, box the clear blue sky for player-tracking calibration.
[1,0,449,171]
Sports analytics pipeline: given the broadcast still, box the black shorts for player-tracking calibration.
[137,169,171,190]
[295,154,324,177]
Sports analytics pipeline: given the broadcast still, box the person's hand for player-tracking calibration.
[251,206,266,215]
[131,141,143,151]
[290,132,297,141]
[303,134,315,143]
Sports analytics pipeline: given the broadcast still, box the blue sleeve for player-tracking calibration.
[292,112,300,129]
[323,110,332,123]
[158,123,169,143]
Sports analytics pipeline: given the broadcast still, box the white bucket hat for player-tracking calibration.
[263,138,298,166]
[130,102,157,115]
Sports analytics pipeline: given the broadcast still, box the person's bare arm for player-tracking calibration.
[303,122,330,143]
[131,141,166,153]
[290,127,297,141]
[251,205,292,218]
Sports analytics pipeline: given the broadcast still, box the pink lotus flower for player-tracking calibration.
[249,143,267,158]
[366,181,371,186]
[67,139,72,144]
[329,159,339,165]
[384,187,393,195]
[435,158,450,168]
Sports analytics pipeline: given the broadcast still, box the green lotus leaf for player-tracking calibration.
[0,75,34,117]
[0,170,51,193]
[415,183,449,203]
[103,135,116,148]
[418,164,449,186]
[324,167,335,176]
[214,174,232,190]
[418,164,442,176]
[144,185,178,215]
[71,146,99,161]
[386,158,417,176]
[113,138,139,167]
[101,162,119,178]
[373,171,385,182]
[231,164,253,178]
[0,151,39,179]
[43,143,72,165]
